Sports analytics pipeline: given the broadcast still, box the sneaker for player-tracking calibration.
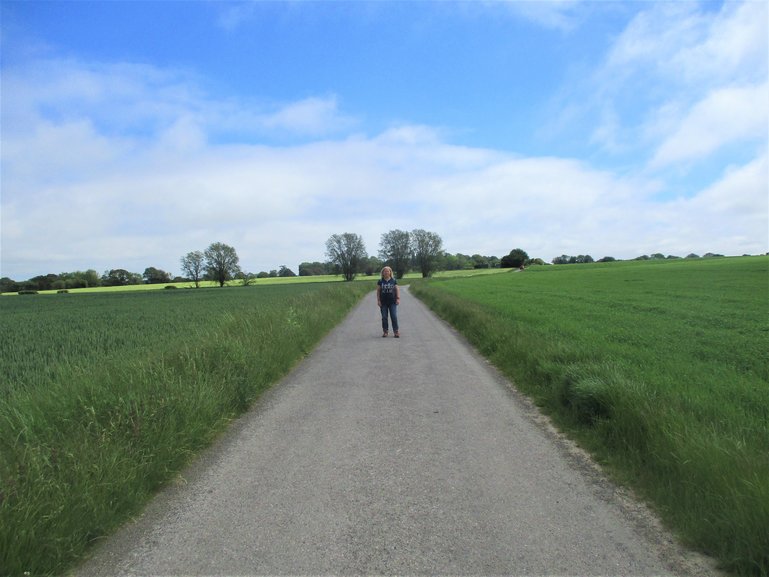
[382,332,388,337]
[394,331,400,338]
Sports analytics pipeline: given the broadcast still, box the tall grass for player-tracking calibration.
[410,257,769,577]
[0,282,372,576]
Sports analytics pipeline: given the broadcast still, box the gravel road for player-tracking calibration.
[73,287,720,577]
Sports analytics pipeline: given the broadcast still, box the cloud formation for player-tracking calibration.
[1,2,767,280]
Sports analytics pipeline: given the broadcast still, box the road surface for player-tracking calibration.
[74,287,719,576]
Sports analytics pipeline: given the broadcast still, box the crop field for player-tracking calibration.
[0,266,509,296]
[410,256,769,576]
[0,281,372,576]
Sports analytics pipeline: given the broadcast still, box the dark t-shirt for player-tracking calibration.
[377,277,398,305]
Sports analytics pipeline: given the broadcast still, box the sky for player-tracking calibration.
[1,0,767,280]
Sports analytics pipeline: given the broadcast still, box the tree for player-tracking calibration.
[54,269,101,289]
[237,271,257,286]
[299,261,331,276]
[204,242,240,287]
[471,254,489,269]
[411,229,443,278]
[363,256,384,276]
[278,265,296,277]
[501,248,529,268]
[143,267,171,284]
[441,252,473,271]
[379,229,412,279]
[1,277,19,293]
[25,274,59,291]
[101,269,141,286]
[326,233,367,281]
[180,250,205,288]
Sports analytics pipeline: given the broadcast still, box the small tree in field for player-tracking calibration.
[180,250,205,288]
[143,267,172,285]
[326,233,367,281]
[204,242,240,287]
[501,248,529,268]
[411,229,443,278]
[379,229,412,279]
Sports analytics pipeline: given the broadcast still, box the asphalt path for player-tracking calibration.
[74,287,719,577]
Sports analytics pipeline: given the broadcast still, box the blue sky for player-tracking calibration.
[1,1,767,279]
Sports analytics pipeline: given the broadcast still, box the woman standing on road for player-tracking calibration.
[377,266,400,338]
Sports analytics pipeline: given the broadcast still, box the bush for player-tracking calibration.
[17,290,39,295]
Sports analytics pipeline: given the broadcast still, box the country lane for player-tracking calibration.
[73,286,719,577]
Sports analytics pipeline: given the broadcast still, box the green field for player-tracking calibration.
[410,256,769,576]
[0,282,372,575]
[0,267,509,296]
[3,258,766,575]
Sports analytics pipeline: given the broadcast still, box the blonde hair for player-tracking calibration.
[381,266,393,279]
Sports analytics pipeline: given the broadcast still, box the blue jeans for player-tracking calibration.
[380,302,399,333]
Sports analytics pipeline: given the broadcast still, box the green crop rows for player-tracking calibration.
[411,256,769,576]
[0,282,372,576]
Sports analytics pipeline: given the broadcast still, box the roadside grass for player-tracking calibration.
[410,256,769,577]
[0,281,372,576]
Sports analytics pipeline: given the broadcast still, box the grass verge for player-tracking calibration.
[0,282,372,576]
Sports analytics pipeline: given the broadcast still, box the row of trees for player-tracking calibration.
[1,234,737,293]
[322,230,533,281]
[1,242,266,292]
[325,229,446,281]
[0,268,185,293]
[551,252,726,265]
[180,243,299,287]
[298,251,508,278]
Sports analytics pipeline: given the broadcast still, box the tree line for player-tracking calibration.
[1,231,528,293]
[550,252,726,265]
[0,229,733,293]
[322,230,531,281]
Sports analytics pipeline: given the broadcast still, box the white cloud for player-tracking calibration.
[497,0,585,31]
[7,112,764,279]
[3,48,768,281]
[650,82,769,168]
[587,0,768,166]
[605,1,767,86]
[686,151,768,217]
[259,96,356,137]
[659,151,769,255]
[670,1,768,86]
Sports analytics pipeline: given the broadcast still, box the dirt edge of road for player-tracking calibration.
[457,334,726,577]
